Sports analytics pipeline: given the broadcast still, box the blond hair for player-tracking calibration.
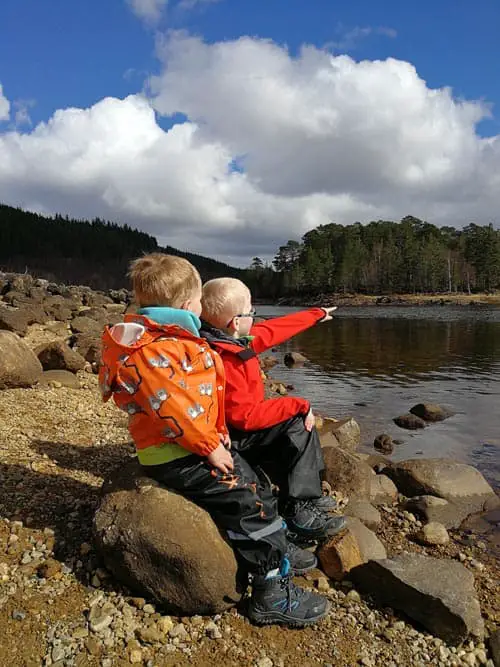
[129,253,201,308]
[202,278,251,328]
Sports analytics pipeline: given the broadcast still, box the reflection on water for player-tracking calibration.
[258,306,500,491]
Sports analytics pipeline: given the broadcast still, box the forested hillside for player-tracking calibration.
[248,216,500,299]
[0,204,242,289]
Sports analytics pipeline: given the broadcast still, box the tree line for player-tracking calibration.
[246,216,500,299]
[0,204,242,290]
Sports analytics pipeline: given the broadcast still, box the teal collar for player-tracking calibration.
[137,307,201,336]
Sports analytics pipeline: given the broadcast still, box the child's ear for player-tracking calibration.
[179,299,191,311]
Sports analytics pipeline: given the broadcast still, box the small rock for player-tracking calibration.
[157,616,174,634]
[415,522,450,546]
[205,621,222,639]
[256,658,274,667]
[142,604,155,615]
[393,414,427,430]
[129,649,143,664]
[284,351,308,366]
[374,434,394,455]
[409,403,453,423]
[346,589,361,603]
[12,609,26,621]
[316,577,330,592]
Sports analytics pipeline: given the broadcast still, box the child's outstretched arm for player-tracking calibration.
[250,307,337,354]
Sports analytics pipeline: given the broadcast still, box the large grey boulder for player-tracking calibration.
[93,460,241,615]
[351,552,484,644]
[387,459,500,524]
[0,331,43,389]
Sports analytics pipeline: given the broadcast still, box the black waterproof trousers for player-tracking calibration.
[229,416,325,503]
[142,451,287,575]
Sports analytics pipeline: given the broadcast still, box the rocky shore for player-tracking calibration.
[0,272,499,667]
[276,293,500,308]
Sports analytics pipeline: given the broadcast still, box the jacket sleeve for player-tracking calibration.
[224,360,310,431]
[128,348,221,457]
[250,308,325,354]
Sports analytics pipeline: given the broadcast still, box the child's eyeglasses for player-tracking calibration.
[226,309,256,328]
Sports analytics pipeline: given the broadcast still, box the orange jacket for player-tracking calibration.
[99,314,227,466]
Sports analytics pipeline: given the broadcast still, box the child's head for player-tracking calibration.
[202,278,254,337]
[129,253,202,316]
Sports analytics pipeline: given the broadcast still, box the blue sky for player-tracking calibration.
[0,0,499,264]
[1,0,498,132]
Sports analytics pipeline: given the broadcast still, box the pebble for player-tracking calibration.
[346,590,361,603]
[256,658,273,667]
[142,603,155,615]
[129,649,143,664]
[205,621,222,639]
[12,609,26,621]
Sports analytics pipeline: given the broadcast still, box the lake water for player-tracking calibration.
[257,305,500,493]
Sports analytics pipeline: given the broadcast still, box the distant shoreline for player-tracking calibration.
[272,293,500,308]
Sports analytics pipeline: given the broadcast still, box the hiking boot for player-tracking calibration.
[284,499,347,541]
[248,574,330,626]
[286,542,318,575]
[311,495,338,512]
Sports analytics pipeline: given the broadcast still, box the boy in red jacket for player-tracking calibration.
[200,278,346,543]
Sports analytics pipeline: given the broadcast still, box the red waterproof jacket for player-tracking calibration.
[200,308,325,431]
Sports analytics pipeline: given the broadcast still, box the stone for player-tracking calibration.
[393,414,427,430]
[369,474,398,506]
[319,430,339,448]
[488,630,500,667]
[259,356,278,371]
[415,522,450,546]
[71,333,101,365]
[40,370,81,390]
[93,460,241,615]
[284,351,308,366]
[322,447,373,499]
[410,403,454,423]
[0,306,30,336]
[317,517,386,580]
[374,434,394,455]
[0,331,43,389]
[71,315,103,335]
[43,296,77,322]
[387,459,500,523]
[403,496,462,529]
[351,552,484,644]
[330,417,361,450]
[36,340,86,373]
[344,499,382,531]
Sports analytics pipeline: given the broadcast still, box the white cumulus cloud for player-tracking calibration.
[1,35,500,264]
[126,0,168,25]
[0,84,10,121]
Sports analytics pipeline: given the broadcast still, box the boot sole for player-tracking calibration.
[248,600,331,627]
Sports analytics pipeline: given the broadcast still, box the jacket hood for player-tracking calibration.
[100,313,200,401]
[199,320,254,351]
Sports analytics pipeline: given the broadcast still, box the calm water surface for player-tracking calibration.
[258,305,500,492]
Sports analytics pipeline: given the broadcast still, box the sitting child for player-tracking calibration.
[200,277,346,543]
[99,253,329,626]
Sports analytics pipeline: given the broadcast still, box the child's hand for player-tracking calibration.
[219,432,231,449]
[207,443,234,474]
[304,408,315,432]
[320,306,337,322]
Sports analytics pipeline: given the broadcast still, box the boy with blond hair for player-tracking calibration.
[99,253,330,626]
[200,277,346,542]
